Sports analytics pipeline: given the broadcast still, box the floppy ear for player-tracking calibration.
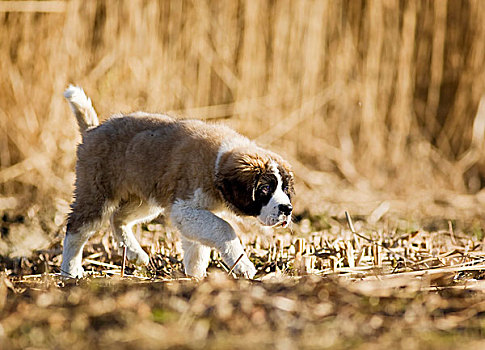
[238,154,264,202]
[215,152,268,216]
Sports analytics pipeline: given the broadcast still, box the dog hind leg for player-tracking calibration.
[110,198,162,265]
[61,198,113,278]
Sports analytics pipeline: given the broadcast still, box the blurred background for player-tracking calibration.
[2,0,485,254]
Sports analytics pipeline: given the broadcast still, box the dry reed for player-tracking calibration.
[1,0,485,208]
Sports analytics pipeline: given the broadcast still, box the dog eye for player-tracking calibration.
[259,184,270,195]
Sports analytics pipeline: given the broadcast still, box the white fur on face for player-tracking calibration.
[257,162,292,227]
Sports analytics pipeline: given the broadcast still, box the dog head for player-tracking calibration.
[215,149,294,227]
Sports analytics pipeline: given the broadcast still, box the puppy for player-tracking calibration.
[60,86,294,279]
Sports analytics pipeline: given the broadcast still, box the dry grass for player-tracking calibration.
[2,211,485,349]
[2,1,485,349]
[3,276,485,350]
[2,0,485,203]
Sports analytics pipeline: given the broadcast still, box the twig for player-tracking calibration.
[84,259,119,269]
[218,260,231,273]
[408,256,446,268]
[345,211,373,243]
[448,220,457,245]
[228,254,244,275]
[100,270,151,280]
[345,210,419,267]
[21,273,45,279]
[59,268,76,279]
[84,252,103,260]
[121,245,127,278]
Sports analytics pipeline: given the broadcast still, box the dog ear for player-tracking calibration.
[215,152,268,216]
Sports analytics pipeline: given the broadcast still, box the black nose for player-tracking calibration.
[278,204,293,215]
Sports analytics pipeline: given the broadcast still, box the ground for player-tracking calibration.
[1,201,485,350]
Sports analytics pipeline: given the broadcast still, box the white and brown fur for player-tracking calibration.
[61,86,294,279]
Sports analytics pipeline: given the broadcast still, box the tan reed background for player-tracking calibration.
[1,0,485,207]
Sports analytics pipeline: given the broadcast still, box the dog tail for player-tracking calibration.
[63,85,99,134]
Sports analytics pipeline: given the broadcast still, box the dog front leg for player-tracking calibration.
[170,203,256,278]
[181,238,211,279]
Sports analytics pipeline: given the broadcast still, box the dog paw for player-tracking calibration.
[60,264,84,279]
[232,255,256,279]
[184,266,207,280]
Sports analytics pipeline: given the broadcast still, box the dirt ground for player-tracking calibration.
[2,197,485,350]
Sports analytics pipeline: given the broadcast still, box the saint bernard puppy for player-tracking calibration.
[60,86,294,279]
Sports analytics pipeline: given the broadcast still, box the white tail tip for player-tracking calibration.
[63,84,99,132]
[64,85,93,110]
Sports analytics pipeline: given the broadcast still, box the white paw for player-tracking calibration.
[184,266,207,280]
[232,255,256,279]
[60,263,84,279]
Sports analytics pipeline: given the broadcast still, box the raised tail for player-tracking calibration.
[63,85,99,134]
